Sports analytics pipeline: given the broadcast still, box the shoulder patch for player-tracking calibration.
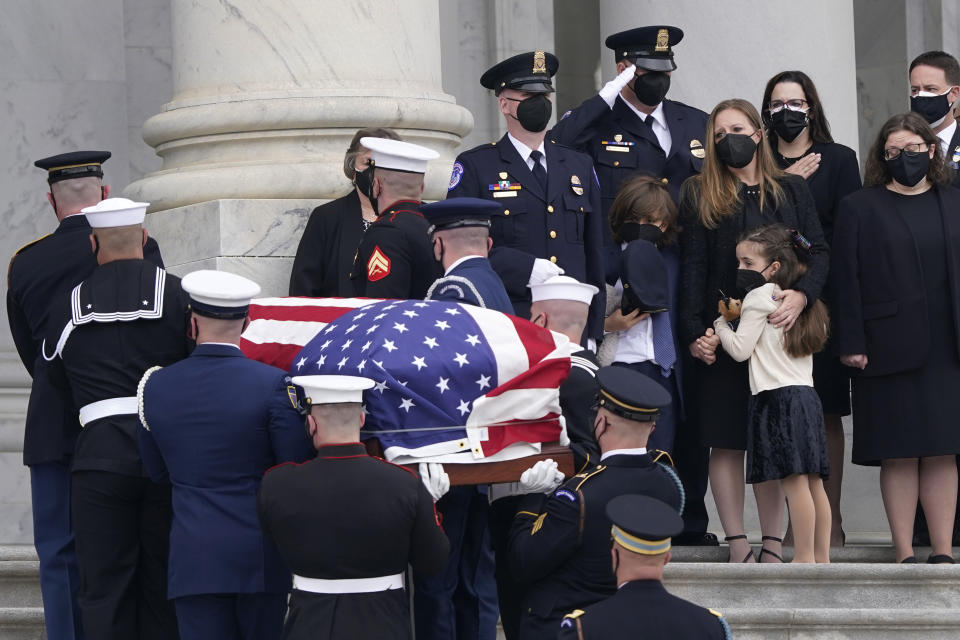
[367,246,391,282]
[561,109,573,120]
[554,488,577,502]
[448,161,464,190]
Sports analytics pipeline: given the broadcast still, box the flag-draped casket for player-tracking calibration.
[241,297,572,470]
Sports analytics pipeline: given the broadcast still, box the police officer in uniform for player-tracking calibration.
[257,375,451,640]
[351,137,442,300]
[137,270,314,640]
[507,367,684,639]
[558,495,731,640]
[447,51,606,343]
[42,197,189,640]
[423,197,513,313]
[550,27,715,548]
[6,152,163,640]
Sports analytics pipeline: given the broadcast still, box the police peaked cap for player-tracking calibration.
[481,51,559,95]
[605,26,684,71]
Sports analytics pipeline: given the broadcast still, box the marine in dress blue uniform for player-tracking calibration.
[42,198,188,640]
[137,270,314,640]
[508,367,684,639]
[447,51,606,344]
[258,375,451,640]
[351,137,442,300]
[558,495,730,640]
[551,27,714,546]
[6,152,163,640]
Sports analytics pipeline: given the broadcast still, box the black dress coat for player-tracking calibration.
[289,190,365,297]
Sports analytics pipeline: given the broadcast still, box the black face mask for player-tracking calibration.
[716,133,758,169]
[886,150,931,187]
[631,71,670,106]
[770,109,808,143]
[735,267,769,296]
[355,168,378,213]
[911,91,953,125]
[620,222,663,245]
[514,94,553,132]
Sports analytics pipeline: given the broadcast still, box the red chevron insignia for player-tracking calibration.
[367,246,391,282]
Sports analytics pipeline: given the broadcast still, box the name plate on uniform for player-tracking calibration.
[493,191,518,198]
[604,145,631,153]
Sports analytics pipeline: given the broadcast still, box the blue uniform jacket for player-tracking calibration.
[425,256,514,314]
[138,343,314,598]
[447,133,606,340]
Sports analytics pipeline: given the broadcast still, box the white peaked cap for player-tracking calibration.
[530,275,600,305]
[81,197,149,228]
[292,375,375,406]
[360,137,439,174]
[181,270,261,315]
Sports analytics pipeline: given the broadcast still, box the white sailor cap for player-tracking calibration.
[530,275,599,305]
[360,137,439,174]
[291,375,375,406]
[181,269,261,319]
[81,197,149,228]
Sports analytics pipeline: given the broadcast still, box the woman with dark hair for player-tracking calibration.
[678,98,828,563]
[289,127,401,297]
[833,112,960,564]
[761,70,862,546]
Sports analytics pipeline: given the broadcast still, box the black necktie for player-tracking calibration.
[529,150,548,193]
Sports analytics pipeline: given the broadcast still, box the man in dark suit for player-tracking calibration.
[6,152,163,640]
[508,367,684,639]
[42,198,188,640]
[446,51,606,344]
[351,137,442,300]
[558,495,730,640]
[137,269,314,640]
[908,50,960,187]
[258,375,451,640]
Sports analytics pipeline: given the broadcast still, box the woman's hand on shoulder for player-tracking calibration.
[604,308,648,333]
[784,153,821,181]
[840,354,868,370]
[768,289,807,330]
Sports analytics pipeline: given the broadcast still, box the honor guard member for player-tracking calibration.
[351,137,442,300]
[257,375,451,640]
[423,197,513,313]
[558,495,731,640]
[550,26,708,211]
[507,367,684,639]
[137,270,314,640]
[447,51,606,344]
[41,197,189,640]
[7,151,163,640]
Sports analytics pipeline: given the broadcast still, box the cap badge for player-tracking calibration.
[690,139,705,159]
[614,134,623,142]
[533,51,547,74]
[655,28,669,52]
[499,171,508,180]
[571,174,584,196]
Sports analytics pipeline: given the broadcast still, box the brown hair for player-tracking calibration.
[609,174,679,244]
[692,99,785,229]
[910,50,960,86]
[342,127,401,181]
[863,112,949,187]
[760,70,834,144]
[738,224,828,358]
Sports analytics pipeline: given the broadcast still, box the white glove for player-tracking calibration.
[419,462,450,503]
[519,459,565,494]
[529,258,564,287]
[557,416,571,447]
[599,65,636,108]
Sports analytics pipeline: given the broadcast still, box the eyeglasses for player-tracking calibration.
[883,143,928,160]
[767,99,809,113]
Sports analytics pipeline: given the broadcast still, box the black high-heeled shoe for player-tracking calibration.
[724,534,755,563]
[759,535,784,563]
[899,555,917,564]
[927,554,955,564]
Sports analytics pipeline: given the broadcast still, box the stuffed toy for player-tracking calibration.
[718,295,742,322]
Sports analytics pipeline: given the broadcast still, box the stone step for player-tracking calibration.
[0,547,44,639]
[0,609,46,640]
[723,608,960,639]
[672,544,959,563]
[663,563,960,610]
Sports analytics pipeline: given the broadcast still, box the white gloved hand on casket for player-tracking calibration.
[518,458,565,495]
[419,462,450,503]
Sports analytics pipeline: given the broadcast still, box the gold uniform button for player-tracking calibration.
[614,160,620,167]
[661,178,669,184]
[550,256,557,263]
[504,210,510,216]
[579,206,584,212]
[549,230,557,239]
[547,205,555,213]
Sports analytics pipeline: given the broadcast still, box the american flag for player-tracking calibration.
[241,297,571,464]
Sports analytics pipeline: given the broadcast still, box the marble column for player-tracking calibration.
[125,0,473,293]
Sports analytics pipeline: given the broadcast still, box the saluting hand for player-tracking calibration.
[599,65,637,108]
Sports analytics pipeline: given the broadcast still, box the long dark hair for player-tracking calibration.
[863,112,949,187]
[738,224,828,358]
[760,70,834,144]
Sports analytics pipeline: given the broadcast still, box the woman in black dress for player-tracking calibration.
[289,127,400,297]
[761,70,862,546]
[678,98,828,562]
[833,112,960,563]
